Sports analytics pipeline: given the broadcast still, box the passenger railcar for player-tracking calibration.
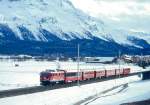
[95,70,106,78]
[82,71,95,80]
[106,70,116,77]
[65,71,82,83]
[116,69,124,75]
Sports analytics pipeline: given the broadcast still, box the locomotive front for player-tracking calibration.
[40,70,65,86]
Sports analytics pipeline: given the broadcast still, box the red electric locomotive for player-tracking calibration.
[40,70,65,85]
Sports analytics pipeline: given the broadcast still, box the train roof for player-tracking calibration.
[41,63,143,73]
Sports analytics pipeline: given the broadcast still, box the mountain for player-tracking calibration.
[0,0,149,56]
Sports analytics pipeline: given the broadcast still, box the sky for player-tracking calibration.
[69,0,150,33]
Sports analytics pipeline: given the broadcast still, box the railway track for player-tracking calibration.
[74,83,128,105]
[0,72,140,99]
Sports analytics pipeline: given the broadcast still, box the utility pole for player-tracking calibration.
[140,53,144,68]
[140,53,143,78]
[77,44,80,86]
[115,50,121,86]
[119,50,121,79]
[56,56,60,71]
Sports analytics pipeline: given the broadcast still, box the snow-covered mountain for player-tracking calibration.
[0,0,149,56]
[0,0,105,40]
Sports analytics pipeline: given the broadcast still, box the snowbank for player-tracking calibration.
[86,80,150,105]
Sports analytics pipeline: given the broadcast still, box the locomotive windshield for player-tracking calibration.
[40,72,49,77]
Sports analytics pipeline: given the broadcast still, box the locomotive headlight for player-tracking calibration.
[44,77,47,80]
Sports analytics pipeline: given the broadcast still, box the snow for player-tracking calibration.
[86,80,150,105]
[0,75,141,105]
[101,29,150,47]
[0,60,144,90]
[0,0,104,40]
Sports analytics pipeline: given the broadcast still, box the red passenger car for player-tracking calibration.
[65,71,82,83]
[116,69,124,75]
[95,70,106,78]
[82,71,95,80]
[106,70,116,77]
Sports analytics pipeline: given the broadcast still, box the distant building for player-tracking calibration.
[83,57,114,63]
[121,55,132,63]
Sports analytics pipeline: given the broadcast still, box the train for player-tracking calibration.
[40,68,130,86]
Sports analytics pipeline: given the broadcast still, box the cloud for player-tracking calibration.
[70,0,150,16]
[70,0,150,32]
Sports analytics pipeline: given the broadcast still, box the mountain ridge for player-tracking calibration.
[0,0,149,56]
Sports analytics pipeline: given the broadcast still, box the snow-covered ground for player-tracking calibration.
[0,60,144,90]
[1,60,149,105]
[85,80,150,105]
[0,75,141,105]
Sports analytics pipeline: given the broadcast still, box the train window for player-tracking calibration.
[66,72,78,77]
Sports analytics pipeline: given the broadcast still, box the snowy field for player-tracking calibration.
[0,60,144,90]
[0,60,149,105]
[0,75,142,105]
[85,80,150,105]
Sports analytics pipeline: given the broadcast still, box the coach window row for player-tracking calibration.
[66,72,78,77]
